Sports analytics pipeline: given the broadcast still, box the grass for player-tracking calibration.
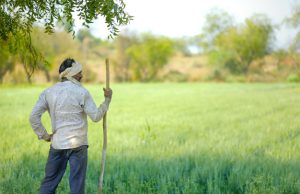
[0,83,300,194]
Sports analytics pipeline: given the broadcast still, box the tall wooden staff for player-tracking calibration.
[98,58,110,194]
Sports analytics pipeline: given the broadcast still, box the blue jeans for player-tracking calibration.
[39,145,88,194]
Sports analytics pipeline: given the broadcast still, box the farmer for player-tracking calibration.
[29,58,112,194]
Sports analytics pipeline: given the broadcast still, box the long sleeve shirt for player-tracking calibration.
[29,80,111,149]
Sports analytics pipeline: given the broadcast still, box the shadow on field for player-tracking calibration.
[1,151,299,194]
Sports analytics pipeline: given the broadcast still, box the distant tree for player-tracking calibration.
[30,27,82,82]
[112,32,137,81]
[0,39,15,83]
[285,2,300,52]
[77,29,102,45]
[0,29,47,83]
[211,14,274,74]
[173,37,192,56]
[285,2,300,68]
[196,8,234,53]
[272,49,288,68]
[76,28,103,63]
[77,29,94,43]
[30,28,54,82]
[126,34,174,81]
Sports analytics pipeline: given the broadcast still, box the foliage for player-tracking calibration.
[0,0,132,76]
[126,34,174,81]
[287,73,300,82]
[172,37,193,56]
[112,32,137,82]
[285,2,300,70]
[163,70,188,82]
[77,29,102,46]
[1,83,300,193]
[77,29,95,43]
[210,14,274,74]
[0,0,132,40]
[0,39,15,83]
[30,27,82,81]
[0,31,46,83]
[272,49,288,68]
[285,2,300,53]
[30,28,55,78]
[196,8,234,52]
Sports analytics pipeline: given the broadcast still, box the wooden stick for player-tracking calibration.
[98,58,110,194]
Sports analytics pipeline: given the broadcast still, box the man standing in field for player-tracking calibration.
[29,58,112,194]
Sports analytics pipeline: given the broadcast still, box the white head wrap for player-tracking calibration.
[59,61,82,81]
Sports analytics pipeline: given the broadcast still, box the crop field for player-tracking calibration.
[0,83,300,194]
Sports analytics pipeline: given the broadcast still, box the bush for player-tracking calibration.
[163,70,187,82]
[206,68,227,82]
[287,73,300,82]
[225,75,247,83]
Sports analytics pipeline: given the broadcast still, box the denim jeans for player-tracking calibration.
[39,145,88,194]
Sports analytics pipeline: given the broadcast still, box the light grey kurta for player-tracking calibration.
[29,80,110,149]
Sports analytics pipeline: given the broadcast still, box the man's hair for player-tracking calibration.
[59,58,75,74]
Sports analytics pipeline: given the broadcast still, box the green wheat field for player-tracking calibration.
[0,83,300,194]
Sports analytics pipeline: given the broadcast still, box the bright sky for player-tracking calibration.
[78,0,298,49]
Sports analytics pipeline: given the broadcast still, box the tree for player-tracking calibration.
[0,0,132,74]
[0,39,15,83]
[272,49,288,68]
[30,27,82,82]
[76,28,103,63]
[0,28,48,83]
[173,37,193,56]
[211,14,274,74]
[112,32,137,82]
[196,8,234,53]
[285,2,300,52]
[0,0,132,40]
[285,2,300,68]
[77,29,95,43]
[126,34,174,81]
[77,28,102,45]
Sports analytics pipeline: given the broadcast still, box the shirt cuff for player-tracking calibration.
[38,133,50,140]
[105,97,111,104]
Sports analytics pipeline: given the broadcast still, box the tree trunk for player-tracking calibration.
[44,69,51,82]
[242,60,252,75]
[124,59,130,82]
[0,72,4,83]
[0,69,7,83]
[40,66,51,82]
[22,62,32,84]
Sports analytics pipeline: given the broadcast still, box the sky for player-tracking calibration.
[76,0,298,49]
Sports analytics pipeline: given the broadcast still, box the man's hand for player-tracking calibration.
[103,88,112,98]
[44,133,54,142]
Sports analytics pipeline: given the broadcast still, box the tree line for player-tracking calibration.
[1,4,300,83]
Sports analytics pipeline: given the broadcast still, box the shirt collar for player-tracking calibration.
[63,77,82,86]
